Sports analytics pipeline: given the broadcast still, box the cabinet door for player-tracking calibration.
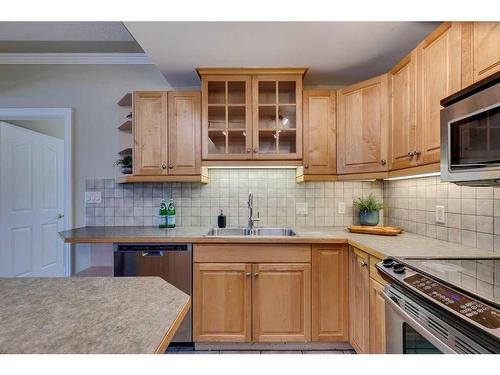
[193,263,252,342]
[417,22,462,165]
[133,91,168,175]
[252,263,311,342]
[349,247,370,353]
[369,278,386,354]
[462,22,500,86]
[252,75,303,160]
[167,91,201,175]
[303,91,336,174]
[311,246,348,341]
[337,74,389,174]
[389,52,418,170]
[202,76,253,160]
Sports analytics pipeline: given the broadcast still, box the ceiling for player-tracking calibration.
[0,22,143,52]
[125,22,440,88]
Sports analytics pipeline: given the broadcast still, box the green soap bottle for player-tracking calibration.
[166,199,176,228]
[158,199,167,228]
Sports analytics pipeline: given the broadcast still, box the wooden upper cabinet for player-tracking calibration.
[462,22,500,86]
[311,246,348,342]
[167,91,201,175]
[252,75,303,160]
[303,91,336,174]
[133,91,168,175]
[202,75,253,160]
[193,263,252,342]
[389,51,418,171]
[252,263,311,342]
[417,22,462,165]
[337,74,389,175]
[349,247,370,354]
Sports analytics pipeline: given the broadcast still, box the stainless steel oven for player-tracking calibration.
[440,72,500,185]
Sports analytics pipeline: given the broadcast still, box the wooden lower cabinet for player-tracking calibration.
[253,263,311,342]
[311,245,348,341]
[193,263,252,342]
[369,278,386,354]
[349,247,370,353]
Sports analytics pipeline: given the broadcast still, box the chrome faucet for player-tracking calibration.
[247,192,260,230]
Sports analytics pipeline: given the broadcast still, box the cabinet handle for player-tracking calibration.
[254,272,259,277]
[380,159,387,166]
[161,163,167,170]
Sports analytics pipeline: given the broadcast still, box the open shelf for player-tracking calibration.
[118,120,132,131]
[118,93,132,107]
[118,147,132,156]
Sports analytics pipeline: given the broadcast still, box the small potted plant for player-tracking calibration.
[353,193,383,226]
[114,155,132,175]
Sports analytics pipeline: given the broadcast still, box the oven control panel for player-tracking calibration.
[404,274,500,330]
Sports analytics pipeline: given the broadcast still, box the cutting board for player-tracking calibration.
[347,225,402,236]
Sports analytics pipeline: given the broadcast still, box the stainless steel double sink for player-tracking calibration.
[206,227,297,237]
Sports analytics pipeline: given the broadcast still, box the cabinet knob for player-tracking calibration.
[253,148,257,153]
[161,163,167,170]
[414,150,421,156]
[407,151,415,157]
[245,272,251,277]
[168,163,174,169]
[246,148,251,153]
[360,261,368,267]
[304,164,309,169]
[380,159,387,166]
[254,272,259,277]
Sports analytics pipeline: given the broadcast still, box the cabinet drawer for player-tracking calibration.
[369,256,387,286]
[193,244,311,263]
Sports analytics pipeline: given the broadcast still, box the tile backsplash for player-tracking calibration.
[85,169,383,228]
[383,176,500,252]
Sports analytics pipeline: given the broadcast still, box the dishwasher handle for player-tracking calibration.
[142,251,164,257]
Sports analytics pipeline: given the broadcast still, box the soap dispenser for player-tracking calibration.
[218,209,227,228]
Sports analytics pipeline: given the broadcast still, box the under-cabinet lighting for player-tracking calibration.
[205,166,298,169]
[384,172,440,181]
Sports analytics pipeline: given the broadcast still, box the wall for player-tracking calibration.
[0,64,171,228]
[85,169,384,228]
[384,176,500,253]
[5,119,65,139]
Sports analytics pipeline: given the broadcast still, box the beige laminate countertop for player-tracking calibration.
[59,226,499,260]
[0,277,190,354]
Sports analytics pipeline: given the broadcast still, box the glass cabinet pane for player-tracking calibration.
[259,131,278,153]
[259,81,276,104]
[228,81,246,104]
[278,106,296,129]
[278,81,296,104]
[208,106,225,129]
[208,130,226,154]
[208,81,225,104]
[259,106,276,129]
[228,106,246,129]
[278,130,296,153]
[228,130,247,154]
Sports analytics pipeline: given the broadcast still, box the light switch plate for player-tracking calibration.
[435,205,445,224]
[296,202,308,215]
[337,202,346,214]
[85,191,102,204]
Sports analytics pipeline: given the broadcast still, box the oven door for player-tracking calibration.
[384,290,455,354]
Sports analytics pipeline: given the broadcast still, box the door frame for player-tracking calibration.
[0,108,73,276]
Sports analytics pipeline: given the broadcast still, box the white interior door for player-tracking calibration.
[0,122,65,277]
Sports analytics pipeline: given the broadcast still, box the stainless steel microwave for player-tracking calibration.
[440,73,500,186]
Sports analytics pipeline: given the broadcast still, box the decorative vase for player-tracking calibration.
[121,167,132,175]
[359,210,379,226]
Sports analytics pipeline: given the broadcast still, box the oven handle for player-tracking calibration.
[382,290,456,354]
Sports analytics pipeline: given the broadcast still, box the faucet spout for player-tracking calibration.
[248,192,260,230]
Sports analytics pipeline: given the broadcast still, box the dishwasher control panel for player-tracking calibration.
[115,244,190,252]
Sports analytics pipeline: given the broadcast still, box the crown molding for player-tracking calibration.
[0,53,152,65]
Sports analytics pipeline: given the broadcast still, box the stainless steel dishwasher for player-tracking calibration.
[113,243,192,343]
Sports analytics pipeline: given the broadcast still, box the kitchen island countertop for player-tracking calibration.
[59,226,499,260]
[0,277,190,354]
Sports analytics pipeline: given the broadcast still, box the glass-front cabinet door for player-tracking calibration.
[252,75,303,159]
[202,76,252,159]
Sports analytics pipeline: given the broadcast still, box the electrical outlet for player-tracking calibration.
[296,202,308,215]
[435,205,445,224]
[85,191,102,204]
[338,201,346,214]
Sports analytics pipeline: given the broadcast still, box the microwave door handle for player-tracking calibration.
[382,290,456,354]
